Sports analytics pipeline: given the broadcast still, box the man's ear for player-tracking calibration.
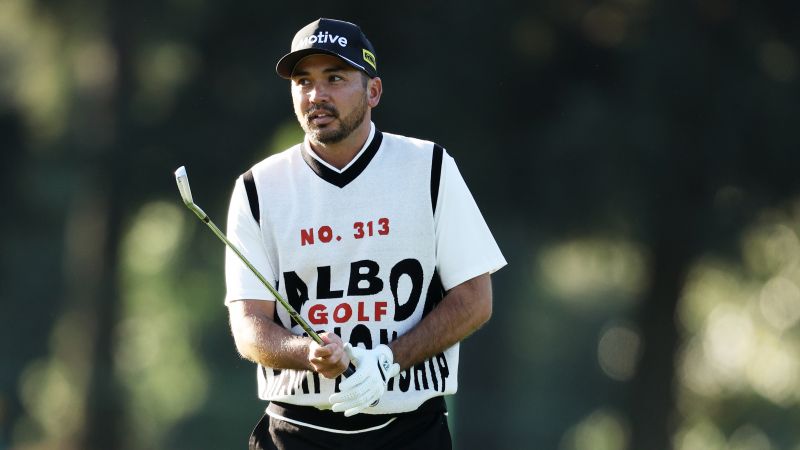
[367,77,382,108]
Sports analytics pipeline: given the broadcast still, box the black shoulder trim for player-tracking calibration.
[243,170,260,225]
[431,144,444,214]
[300,131,384,188]
[422,270,446,318]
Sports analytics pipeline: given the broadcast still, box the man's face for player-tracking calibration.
[290,54,370,145]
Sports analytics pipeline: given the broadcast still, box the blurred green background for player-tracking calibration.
[2,0,800,449]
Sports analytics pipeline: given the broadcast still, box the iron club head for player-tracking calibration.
[174,166,194,205]
[171,164,328,350]
[174,165,208,221]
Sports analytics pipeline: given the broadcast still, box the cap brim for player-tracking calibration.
[276,48,373,79]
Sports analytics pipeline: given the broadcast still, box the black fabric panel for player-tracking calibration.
[430,144,444,214]
[266,397,446,433]
[300,131,384,188]
[243,169,260,225]
[422,270,446,318]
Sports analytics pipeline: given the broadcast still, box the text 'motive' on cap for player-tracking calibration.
[276,18,378,79]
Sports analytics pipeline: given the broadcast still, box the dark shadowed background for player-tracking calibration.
[2,0,800,449]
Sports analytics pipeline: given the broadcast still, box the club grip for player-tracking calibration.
[343,363,356,378]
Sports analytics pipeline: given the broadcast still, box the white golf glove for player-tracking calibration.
[329,344,400,417]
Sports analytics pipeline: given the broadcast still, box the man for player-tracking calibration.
[224,18,506,449]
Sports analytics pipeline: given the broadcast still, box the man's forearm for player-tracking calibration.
[388,273,493,370]
[231,308,313,371]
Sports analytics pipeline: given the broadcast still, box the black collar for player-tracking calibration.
[300,130,384,188]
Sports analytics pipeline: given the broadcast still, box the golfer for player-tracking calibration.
[224,18,507,449]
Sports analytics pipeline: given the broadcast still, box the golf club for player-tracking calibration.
[174,166,354,377]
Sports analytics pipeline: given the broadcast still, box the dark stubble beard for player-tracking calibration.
[300,93,369,146]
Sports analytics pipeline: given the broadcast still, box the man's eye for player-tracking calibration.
[330,75,343,82]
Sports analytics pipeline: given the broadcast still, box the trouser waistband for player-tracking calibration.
[267,397,446,433]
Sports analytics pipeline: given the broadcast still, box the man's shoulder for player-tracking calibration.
[380,131,441,154]
[248,143,302,175]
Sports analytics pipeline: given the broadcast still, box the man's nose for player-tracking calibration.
[308,84,330,103]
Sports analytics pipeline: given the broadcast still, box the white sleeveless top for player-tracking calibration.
[225,123,506,414]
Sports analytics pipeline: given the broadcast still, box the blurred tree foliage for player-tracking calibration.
[1,0,799,449]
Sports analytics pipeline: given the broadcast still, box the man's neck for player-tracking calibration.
[307,120,373,170]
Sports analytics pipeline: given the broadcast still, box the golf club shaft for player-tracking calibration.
[183,196,355,377]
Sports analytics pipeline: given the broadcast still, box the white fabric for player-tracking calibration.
[224,126,506,414]
[224,180,277,302]
[435,155,507,289]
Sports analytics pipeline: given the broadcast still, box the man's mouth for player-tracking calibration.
[307,108,337,126]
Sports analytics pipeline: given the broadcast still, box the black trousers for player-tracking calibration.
[249,398,452,450]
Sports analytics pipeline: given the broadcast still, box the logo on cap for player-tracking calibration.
[362,49,376,70]
[299,31,348,48]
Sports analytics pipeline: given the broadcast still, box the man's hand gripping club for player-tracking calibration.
[308,333,352,379]
[328,344,400,417]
